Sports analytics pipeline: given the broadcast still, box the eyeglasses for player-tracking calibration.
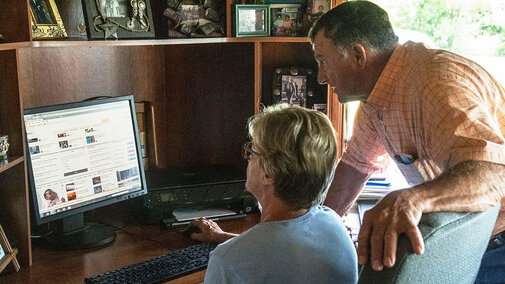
[242,142,260,160]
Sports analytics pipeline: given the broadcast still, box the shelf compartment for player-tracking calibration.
[0,156,24,174]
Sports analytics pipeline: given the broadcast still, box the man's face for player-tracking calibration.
[312,30,362,103]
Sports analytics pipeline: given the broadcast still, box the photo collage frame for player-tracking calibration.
[233,0,331,37]
[271,66,326,112]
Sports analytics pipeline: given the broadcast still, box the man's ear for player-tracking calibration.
[350,43,367,68]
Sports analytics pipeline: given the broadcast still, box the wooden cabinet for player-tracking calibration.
[0,0,343,267]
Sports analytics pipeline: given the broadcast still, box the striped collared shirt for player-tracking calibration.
[342,41,505,187]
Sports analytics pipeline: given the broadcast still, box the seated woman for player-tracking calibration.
[189,104,358,283]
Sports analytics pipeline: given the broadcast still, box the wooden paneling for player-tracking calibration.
[164,43,255,168]
[0,50,24,157]
[0,163,31,266]
[17,45,165,108]
[0,50,30,265]
[0,0,31,43]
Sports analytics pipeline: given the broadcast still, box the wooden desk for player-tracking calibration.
[0,211,260,284]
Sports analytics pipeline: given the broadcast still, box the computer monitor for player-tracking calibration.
[24,95,147,249]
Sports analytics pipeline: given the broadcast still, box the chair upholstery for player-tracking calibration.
[358,206,500,284]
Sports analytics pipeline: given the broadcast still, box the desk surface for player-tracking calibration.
[0,210,260,284]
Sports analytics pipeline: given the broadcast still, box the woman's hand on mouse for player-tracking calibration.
[188,218,238,243]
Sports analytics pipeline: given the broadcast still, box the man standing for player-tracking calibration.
[309,1,505,281]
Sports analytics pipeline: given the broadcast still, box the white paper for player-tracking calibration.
[172,207,237,222]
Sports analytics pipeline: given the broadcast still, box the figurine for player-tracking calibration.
[0,135,9,161]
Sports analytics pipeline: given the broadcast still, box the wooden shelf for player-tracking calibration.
[0,157,24,174]
[0,42,32,51]
[0,37,312,49]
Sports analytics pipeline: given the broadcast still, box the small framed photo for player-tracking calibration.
[306,0,331,23]
[234,5,270,37]
[272,67,317,108]
[271,4,303,37]
[0,224,20,273]
[29,0,67,39]
[163,2,225,38]
[266,0,303,4]
[313,103,327,114]
[82,0,155,39]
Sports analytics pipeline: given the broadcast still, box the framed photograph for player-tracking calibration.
[29,0,67,39]
[162,1,225,38]
[271,4,303,37]
[306,0,331,23]
[82,0,155,39]
[0,224,20,273]
[234,5,270,37]
[272,67,317,108]
[313,103,327,114]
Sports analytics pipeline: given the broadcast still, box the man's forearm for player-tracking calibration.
[409,160,505,213]
[324,161,370,216]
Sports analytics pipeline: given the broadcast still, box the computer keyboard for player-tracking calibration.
[84,242,217,284]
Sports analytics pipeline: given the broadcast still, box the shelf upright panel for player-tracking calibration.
[0,49,31,266]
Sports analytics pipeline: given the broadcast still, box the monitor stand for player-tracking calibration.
[45,213,116,249]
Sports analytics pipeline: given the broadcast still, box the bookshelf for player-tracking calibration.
[0,0,344,267]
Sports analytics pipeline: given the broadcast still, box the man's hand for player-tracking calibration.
[187,218,238,243]
[357,189,424,271]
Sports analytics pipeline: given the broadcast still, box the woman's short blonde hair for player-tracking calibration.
[247,104,337,210]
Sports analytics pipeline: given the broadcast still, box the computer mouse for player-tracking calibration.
[183,225,201,236]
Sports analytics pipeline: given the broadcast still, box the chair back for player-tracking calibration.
[358,206,500,284]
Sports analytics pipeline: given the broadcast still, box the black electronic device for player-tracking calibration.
[143,164,257,227]
[24,95,147,249]
[84,242,217,284]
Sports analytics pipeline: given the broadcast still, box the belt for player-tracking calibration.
[487,230,505,251]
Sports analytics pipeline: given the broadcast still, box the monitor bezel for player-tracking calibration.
[24,95,148,225]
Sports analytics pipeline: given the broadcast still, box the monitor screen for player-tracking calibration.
[24,95,147,225]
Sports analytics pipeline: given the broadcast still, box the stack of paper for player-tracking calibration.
[358,163,410,201]
[359,174,393,200]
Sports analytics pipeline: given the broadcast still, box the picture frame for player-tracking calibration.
[234,5,270,37]
[163,0,225,38]
[0,224,20,273]
[29,0,67,39]
[312,103,327,114]
[306,0,331,23]
[270,4,303,37]
[272,67,317,108]
[82,0,156,40]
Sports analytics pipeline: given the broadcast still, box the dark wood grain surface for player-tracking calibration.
[0,0,31,43]
[0,209,260,284]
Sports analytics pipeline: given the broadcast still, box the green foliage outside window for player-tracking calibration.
[369,0,505,56]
